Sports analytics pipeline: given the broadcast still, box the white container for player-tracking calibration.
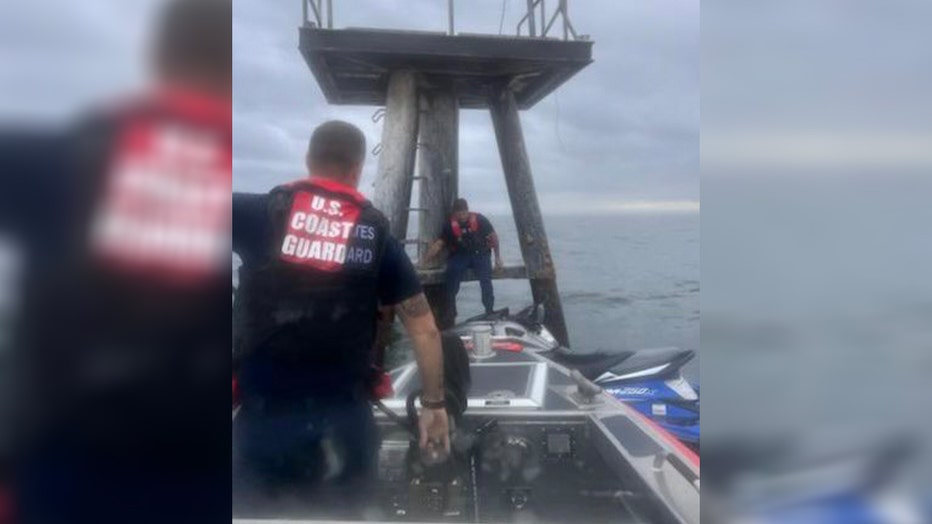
[471,324,494,359]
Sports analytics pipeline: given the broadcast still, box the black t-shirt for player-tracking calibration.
[233,192,422,306]
[1,99,233,478]
[441,213,495,255]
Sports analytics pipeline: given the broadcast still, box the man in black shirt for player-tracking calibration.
[232,121,449,517]
[423,198,503,318]
[1,2,232,522]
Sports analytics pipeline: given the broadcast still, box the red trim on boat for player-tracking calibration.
[629,409,700,468]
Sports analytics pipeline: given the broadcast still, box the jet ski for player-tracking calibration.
[448,305,700,450]
[703,435,926,523]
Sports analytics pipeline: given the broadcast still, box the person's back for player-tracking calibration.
[7,2,232,522]
[232,121,450,519]
[235,177,389,400]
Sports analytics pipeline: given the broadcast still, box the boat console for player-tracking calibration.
[374,413,650,523]
[232,351,699,524]
[369,355,691,523]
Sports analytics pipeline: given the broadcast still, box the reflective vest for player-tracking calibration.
[449,212,490,253]
[89,87,232,285]
[235,178,390,398]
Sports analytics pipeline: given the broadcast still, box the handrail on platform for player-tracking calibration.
[302,0,581,40]
[302,0,333,29]
[516,0,579,40]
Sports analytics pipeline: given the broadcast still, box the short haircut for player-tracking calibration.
[452,198,469,212]
[308,121,367,175]
[156,0,231,79]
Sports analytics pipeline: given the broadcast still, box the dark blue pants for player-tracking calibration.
[232,395,378,519]
[18,441,226,524]
[445,252,494,315]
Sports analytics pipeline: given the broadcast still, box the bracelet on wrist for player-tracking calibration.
[420,396,446,409]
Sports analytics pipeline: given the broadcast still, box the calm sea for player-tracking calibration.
[233,212,701,383]
[447,212,700,383]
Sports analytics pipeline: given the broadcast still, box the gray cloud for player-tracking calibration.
[233,0,700,211]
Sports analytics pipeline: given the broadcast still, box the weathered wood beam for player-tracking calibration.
[373,71,419,240]
[416,86,460,328]
[416,88,459,262]
[489,86,570,346]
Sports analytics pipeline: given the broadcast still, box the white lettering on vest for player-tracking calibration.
[281,234,298,255]
[304,213,320,233]
[314,217,331,237]
[321,241,335,262]
[290,212,307,231]
[279,191,363,271]
[308,240,322,259]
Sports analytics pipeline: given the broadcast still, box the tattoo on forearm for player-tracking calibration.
[398,293,431,319]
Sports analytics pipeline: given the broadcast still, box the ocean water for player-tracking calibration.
[233,212,700,383]
[447,212,700,383]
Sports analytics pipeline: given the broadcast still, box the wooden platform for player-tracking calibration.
[416,264,528,285]
[298,27,593,109]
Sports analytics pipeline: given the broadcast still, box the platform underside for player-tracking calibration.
[298,27,593,109]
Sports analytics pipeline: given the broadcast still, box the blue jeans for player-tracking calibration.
[445,252,494,315]
[232,395,378,518]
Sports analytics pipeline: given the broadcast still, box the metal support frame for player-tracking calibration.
[304,0,578,40]
[303,0,333,29]
[448,0,455,35]
[517,0,578,40]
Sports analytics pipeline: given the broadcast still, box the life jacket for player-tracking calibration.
[450,212,491,253]
[235,178,390,399]
[450,212,480,240]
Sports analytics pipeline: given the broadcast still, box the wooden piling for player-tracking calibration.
[417,89,459,261]
[489,87,570,346]
[417,87,459,328]
[300,25,592,345]
[373,71,420,240]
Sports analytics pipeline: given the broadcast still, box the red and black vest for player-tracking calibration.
[88,87,232,286]
[450,213,479,240]
[235,178,390,399]
[450,212,489,254]
[23,87,231,461]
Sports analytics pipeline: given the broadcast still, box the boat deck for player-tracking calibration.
[233,350,699,524]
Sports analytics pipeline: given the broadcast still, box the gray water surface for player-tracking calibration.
[449,212,700,383]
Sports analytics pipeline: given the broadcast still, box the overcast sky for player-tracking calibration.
[0,0,698,214]
[233,0,699,214]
